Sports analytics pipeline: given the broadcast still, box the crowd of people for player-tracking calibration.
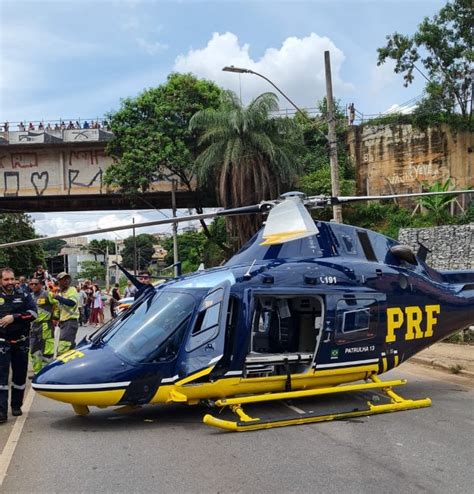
[0,265,135,424]
[2,120,110,132]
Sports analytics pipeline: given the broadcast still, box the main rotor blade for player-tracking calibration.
[309,189,472,206]
[0,202,272,249]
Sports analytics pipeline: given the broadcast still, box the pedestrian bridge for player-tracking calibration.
[0,129,214,211]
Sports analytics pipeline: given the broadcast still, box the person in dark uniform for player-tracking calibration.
[0,267,37,423]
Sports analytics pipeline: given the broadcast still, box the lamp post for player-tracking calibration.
[222,63,343,222]
[222,66,327,141]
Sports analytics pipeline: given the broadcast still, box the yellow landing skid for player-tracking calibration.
[203,375,431,432]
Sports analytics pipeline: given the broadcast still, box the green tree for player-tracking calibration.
[104,73,222,196]
[0,213,44,276]
[190,91,304,248]
[161,218,228,273]
[377,0,472,119]
[296,98,355,202]
[121,234,156,271]
[417,178,458,225]
[88,239,116,259]
[162,230,207,273]
[42,238,66,257]
[78,260,106,282]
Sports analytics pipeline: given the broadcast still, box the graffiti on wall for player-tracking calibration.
[0,148,112,197]
[386,163,445,186]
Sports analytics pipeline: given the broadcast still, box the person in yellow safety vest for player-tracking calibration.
[28,278,59,374]
[54,272,80,355]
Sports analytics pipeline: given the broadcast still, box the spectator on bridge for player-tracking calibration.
[75,120,81,129]
[60,121,66,131]
[38,122,44,130]
[18,122,25,131]
[348,103,355,126]
[54,123,60,131]
[46,123,52,131]
[67,121,74,130]
[3,122,8,132]
[83,121,90,129]
[28,122,35,131]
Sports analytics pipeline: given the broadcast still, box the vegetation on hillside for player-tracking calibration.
[377,0,472,123]
[0,213,44,276]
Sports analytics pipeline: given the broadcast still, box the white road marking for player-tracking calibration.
[0,387,35,487]
[281,401,306,415]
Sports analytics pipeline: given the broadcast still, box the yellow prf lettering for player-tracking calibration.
[405,306,423,340]
[424,304,440,338]
[386,307,404,343]
[386,305,441,342]
[57,350,85,363]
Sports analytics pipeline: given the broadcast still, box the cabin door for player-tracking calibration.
[179,280,231,376]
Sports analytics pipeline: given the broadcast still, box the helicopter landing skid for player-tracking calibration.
[203,375,432,432]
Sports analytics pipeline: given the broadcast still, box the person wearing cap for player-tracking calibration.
[54,272,79,354]
[0,267,37,422]
[29,277,59,374]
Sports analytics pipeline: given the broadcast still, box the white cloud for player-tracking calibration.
[30,209,209,242]
[369,60,399,96]
[383,103,417,115]
[136,37,168,55]
[0,22,99,94]
[174,32,353,108]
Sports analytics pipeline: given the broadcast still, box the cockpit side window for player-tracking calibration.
[186,288,224,352]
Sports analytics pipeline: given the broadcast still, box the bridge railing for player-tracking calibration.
[0,128,113,145]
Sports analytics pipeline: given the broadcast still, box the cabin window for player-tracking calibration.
[339,234,357,255]
[186,288,224,352]
[335,298,377,344]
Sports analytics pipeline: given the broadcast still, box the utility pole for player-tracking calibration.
[171,179,179,277]
[105,243,110,293]
[132,217,137,275]
[324,50,343,223]
[114,237,119,283]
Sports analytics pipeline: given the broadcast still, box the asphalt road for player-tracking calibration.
[0,348,473,493]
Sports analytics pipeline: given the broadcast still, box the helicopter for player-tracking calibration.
[1,190,473,432]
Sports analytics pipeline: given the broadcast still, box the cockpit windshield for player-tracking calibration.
[102,290,199,364]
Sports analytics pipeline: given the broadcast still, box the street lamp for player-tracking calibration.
[222,66,327,140]
[222,63,342,222]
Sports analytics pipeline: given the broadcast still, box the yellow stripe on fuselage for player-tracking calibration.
[35,364,380,408]
[36,389,126,406]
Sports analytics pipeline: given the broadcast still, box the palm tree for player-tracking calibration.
[190,91,303,249]
[418,178,458,225]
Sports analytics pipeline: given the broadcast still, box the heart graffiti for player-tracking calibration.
[31,171,49,196]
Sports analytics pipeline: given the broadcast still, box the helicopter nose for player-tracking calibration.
[32,346,134,407]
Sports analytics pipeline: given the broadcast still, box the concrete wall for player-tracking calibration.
[347,124,474,205]
[398,224,474,270]
[0,129,191,198]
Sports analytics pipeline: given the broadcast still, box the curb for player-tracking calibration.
[410,356,474,378]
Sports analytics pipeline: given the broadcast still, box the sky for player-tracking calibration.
[0,0,446,239]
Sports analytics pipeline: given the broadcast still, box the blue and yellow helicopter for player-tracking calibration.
[3,191,473,431]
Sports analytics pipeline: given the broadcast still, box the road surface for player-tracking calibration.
[0,350,472,493]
